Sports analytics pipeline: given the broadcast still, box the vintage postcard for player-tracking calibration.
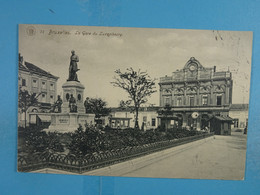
[18,24,252,180]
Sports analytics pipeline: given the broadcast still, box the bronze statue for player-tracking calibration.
[52,95,63,113]
[67,50,80,82]
[69,94,77,112]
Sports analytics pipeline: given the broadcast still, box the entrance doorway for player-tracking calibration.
[188,115,197,130]
[201,114,210,130]
[176,114,183,127]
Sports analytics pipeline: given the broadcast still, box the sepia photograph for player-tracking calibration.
[17,24,252,180]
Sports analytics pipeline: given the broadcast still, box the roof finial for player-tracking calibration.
[190,57,195,61]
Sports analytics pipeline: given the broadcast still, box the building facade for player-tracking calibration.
[158,57,233,134]
[18,54,59,127]
[110,107,159,130]
[229,104,249,129]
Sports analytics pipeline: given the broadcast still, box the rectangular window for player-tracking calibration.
[50,95,54,104]
[111,121,115,128]
[22,79,26,86]
[217,95,222,106]
[152,118,156,126]
[165,97,170,106]
[202,96,208,105]
[32,79,38,88]
[177,97,182,106]
[42,93,46,103]
[190,97,194,106]
[143,116,147,122]
[50,83,54,90]
[233,118,239,128]
[42,81,46,89]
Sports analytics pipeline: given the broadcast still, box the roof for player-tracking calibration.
[19,62,29,72]
[230,104,249,111]
[157,115,180,120]
[110,117,132,120]
[19,61,59,80]
[110,106,160,112]
[214,116,233,122]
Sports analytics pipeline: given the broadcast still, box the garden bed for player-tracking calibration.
[18,126,213,173]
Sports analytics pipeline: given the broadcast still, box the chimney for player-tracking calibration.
[214,66,216,72]
[18,53,23,64]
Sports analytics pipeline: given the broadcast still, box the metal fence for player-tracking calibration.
[18,133,214,174]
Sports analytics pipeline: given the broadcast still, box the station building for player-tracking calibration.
[158,57,233,135]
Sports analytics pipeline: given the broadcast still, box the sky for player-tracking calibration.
[19,24,253,107]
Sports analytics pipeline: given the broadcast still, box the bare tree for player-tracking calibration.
[111,68,156,129]
[118,100,133,118]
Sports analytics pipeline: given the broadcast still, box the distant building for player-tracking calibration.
[18,54,59,127]
[158,57,233,135]
[110,107,160,130]
[229,104,249,129]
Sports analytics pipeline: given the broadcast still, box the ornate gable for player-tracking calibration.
[183,57,205,71]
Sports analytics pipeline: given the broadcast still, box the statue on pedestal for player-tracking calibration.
[67,50,80,82]
[52,95,63,113]
[69,94,77,113]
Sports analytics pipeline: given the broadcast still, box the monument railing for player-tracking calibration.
[18,132,214,174]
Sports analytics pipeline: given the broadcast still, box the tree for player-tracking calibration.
[18,87,41,128]
[118,100,133,118]
[111,68,156,129]
[158,104,173,131]
[84,97,111,118]
[119,100,131,109]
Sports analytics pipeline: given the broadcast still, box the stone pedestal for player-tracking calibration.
[45,113,95,133]
[61,81,85,114]
[44,80,95,133]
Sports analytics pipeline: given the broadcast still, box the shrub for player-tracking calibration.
[68,125,107,156]
[18,126,64,154]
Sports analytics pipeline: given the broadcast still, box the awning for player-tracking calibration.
[157,115,179,120]
[37,115,51,122]
[214,116,233,122]
[203,114,214,121]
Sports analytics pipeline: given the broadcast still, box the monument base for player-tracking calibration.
[62,81,85,114]
[44,113,95,133]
